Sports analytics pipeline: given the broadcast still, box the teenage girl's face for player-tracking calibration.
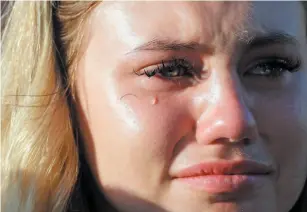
[76,2,307,212]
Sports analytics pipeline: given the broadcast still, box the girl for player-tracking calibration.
[2,1,307,212]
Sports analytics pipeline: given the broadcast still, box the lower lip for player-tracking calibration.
[174,175,266,193]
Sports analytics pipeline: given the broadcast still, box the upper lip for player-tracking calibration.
[172,160,274,178]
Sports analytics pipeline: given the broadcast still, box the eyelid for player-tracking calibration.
[241,54,301,72]
[242,56,301,81]
[139,58,196,77]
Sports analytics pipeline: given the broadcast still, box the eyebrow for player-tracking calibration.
[126,32,299,54]
[125,39,213,55]
[243,32,300,49]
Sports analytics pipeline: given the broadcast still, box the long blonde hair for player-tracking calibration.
[1,1,307,212]
[1,1,98,211]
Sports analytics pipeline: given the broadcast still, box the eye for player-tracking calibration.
[158,61,192,78]
[135,58,196,79]
[244,57,301,79]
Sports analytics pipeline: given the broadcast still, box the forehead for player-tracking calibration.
[93,1,305,52]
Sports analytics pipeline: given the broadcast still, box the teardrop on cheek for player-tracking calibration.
[150,96,159,105]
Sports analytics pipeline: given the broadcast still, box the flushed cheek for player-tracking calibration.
[78,84,189,196]
[115,91,192,155]
[111,71,194,149]
[86,75,191,159]
[94,90,195,197]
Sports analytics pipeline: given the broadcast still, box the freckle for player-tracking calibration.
[150,96,159,105]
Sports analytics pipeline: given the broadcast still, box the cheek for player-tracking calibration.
[76,68,193,183]
[107,91,192,160]
[256,90,307,159]
[254,90,307,187]
[249,87,307,210]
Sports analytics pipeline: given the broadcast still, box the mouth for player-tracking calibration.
[171,160,274,193]
[172,160,273,177]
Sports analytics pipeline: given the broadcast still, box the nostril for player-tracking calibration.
[229,137,251,145]
[242,138,251,145]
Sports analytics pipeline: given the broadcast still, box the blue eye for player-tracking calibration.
[244,57,301,79]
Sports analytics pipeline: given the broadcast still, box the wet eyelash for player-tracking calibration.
[134,58,196,78]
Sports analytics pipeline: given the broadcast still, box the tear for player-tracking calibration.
[150,96,159,105]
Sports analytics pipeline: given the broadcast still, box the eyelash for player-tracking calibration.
[134,56,301,80]
[134,58,196,79]
[243,56,301,79]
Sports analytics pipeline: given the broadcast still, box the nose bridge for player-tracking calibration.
[219,74,249,123]
[196,72,258,144]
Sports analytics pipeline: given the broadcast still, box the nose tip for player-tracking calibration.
[196,94,258,145]
[226,102,257,141]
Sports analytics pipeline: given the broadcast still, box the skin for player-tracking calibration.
[75,2,307,212]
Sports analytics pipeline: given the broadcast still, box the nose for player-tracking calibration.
[195,74,258,145]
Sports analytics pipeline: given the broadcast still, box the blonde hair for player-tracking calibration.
[1,1,98,211]
[1,1,307,212]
